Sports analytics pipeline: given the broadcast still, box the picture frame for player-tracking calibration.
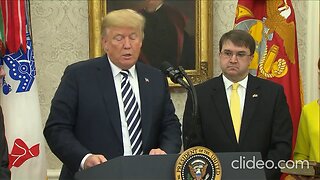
[88,0,213,87]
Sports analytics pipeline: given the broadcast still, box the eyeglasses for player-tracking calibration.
[220,50,251,59]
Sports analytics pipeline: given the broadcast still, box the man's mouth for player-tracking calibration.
[227,66,238,69]
[122,53,132,58]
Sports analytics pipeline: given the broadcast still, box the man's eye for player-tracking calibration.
[237,53,246,57]
[224,51,232,56]
[114,35,124,41]
[129,34,138,40]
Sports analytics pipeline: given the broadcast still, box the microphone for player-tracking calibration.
[160,61,189,89]
[160,61,199,149]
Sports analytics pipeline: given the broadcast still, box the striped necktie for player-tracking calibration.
[120,70,143,155]
[230,83,241,142]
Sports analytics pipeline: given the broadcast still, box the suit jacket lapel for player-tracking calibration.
[95,56,122,143]
[211,75,238,144]
[136,62,152,151]
[239,74,260,143]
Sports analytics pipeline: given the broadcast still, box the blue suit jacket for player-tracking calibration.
[183,74,292,180]
[44,55,181,179]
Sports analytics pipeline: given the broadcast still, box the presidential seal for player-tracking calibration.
[175,146,222,180]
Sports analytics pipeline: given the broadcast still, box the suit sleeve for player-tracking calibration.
[265,85,292,179]
[0,107,10,179]
[43,65,90,173]
[182,90,204,150]
[158,75,182,153]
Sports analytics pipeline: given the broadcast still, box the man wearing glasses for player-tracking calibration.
[183,29,292,180]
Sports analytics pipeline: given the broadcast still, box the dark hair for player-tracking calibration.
[318,57,320,70]
[219,29,256,55]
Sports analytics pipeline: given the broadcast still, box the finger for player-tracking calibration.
[97,155,107,163]
[149,149,155,155]
[149,149,159,155]
[85,155,105,169]
[156,150,166,155]
[149,148,167,155]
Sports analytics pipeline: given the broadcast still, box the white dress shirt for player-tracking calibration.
[222,75,248,118]
[109,58,141,156]
[80,57,141,169]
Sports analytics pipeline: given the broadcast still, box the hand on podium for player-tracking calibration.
[149,148,167,155]
[84,154,107,170]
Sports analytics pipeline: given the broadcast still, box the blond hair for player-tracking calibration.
[101,9,145,38]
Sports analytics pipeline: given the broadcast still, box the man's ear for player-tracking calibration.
[102,37,109,52]
[139,41,142,48]
[249,54,254,61]
[101,36,107,45]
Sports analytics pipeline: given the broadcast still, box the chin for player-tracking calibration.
[226,71,239,77]
[121,62,136,69]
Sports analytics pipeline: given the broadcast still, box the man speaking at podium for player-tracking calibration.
[44,9,181,179]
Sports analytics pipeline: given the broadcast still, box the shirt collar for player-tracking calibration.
[155,3,163,11]
[107,56,137,79]
[222,74,248,89]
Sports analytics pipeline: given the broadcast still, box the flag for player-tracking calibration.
[0,6,5,57]
[0,0,47,179]
[234,0,302,148]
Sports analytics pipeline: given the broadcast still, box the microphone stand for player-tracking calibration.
[178,66,199,148]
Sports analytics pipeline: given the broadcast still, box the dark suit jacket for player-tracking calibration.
[183,74,292,180]
[0,106,10,179]
[44,55,181,179]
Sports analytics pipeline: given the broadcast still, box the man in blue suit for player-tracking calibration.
[44,9,181,179]
[183,30,292,180]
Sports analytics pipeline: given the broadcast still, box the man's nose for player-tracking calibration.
[229,54,238,63]
[123,37,132,49]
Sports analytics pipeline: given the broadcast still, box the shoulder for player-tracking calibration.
[195,75,222,92]
[63,56,107,75]
[67,56,105,71]
[136,62,169,90]
[161,4,185,24]
[136,61,164,77]
[162,4,183,16]
[198,76,220,86]
[249,75,284,90]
